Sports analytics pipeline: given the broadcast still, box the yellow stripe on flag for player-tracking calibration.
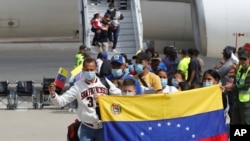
[71,63,83,77]
[58,67,68,77]
[99,85,223,122]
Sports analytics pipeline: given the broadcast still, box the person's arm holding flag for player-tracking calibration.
[49,67,78,107]
[49,83,79,107]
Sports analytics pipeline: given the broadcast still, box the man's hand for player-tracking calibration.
[49,83,56,97]
[94,93,106,103]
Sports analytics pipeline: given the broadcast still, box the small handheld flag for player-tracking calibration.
[54,67,68,89]
[71,63,84,81]
[71,63,82,76]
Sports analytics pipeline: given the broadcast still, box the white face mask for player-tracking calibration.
[109,8,114,12]
[122,92,135,96]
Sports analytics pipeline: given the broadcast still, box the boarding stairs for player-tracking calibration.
[83,0,143,59]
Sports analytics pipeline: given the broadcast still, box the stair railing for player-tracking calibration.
[131,0,143,51]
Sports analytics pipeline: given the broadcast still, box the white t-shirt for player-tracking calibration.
[231,53,239,64]
[96,58,103,74]
[162,85,179,94]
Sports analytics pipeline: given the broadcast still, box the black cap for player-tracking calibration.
[134,52,151,61]
[79,45,86,50]
[179,49,188,55]
[239,50,250,59]
[151,52,161,61]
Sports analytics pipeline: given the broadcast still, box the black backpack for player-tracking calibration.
[67,77,110,141]
[99,76,110,93]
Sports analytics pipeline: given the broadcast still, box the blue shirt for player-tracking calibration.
[107,73,142,95]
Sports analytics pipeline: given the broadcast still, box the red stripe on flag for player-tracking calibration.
[198,133,228,141]
[54,79,65,89]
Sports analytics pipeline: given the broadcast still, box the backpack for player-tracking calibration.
[67,76,110,141]
[105,10,124,31]
[99,76,110,94]
[67,119,81,141]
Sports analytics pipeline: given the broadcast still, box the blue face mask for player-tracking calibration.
[161,78,168,87]
[203,82,213,87]
[171,78,179,87]
[128,65,134,72]
[135,64,144,74]
[124,68,129,74]
[84,71,96,81]
[112,69,123,78]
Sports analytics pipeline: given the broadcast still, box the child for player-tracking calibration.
[122,78,137,96]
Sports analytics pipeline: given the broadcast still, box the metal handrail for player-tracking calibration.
[131,0,143,51]
[83,0,91,48]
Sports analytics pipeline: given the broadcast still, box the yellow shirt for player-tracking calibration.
[135,72,162,93]
[178,57,190,80]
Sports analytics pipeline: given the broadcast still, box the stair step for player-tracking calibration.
[88,28,134,36]
[88,11,132,16]
[88,51,136,61]
[89,34,135,41]
[89,40,136,47]
[89,47,136,53]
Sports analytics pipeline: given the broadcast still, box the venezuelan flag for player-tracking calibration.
[99,85,228,141]
[54,67,68,89]
[71,63,83,81]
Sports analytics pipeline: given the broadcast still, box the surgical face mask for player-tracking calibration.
[111,69,123,78]
[171,78,179,87]
[124,68,129,74]
[128,65,134,72]
[135,64,144,74]
[161,78,168,87]
[122,92,135,96]
[203,82,213,87]
[84,71,96,81]
[109,8,114,12]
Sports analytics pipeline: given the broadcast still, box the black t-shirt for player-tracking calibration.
[187,57,201,85]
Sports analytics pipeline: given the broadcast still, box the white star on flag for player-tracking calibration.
[148,127,152,131]
[157,123,161,127]
[176,124,181,128]
[167,122,171,126]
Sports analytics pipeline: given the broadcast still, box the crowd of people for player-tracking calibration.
[49,43,250,141]
[90,3,124,53]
